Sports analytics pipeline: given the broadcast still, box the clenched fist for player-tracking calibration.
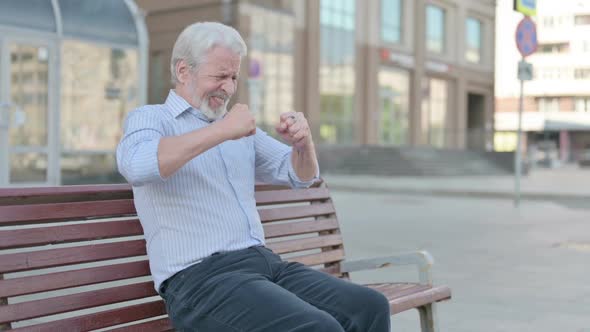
[275,112,312,151]
[220,103,256,140]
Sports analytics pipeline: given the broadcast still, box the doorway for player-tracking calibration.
[467,93,486,150]
[0,36,58,186]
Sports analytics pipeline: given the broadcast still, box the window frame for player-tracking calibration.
[465,16,483,63]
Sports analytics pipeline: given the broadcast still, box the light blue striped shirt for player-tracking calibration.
[116,90,318,291]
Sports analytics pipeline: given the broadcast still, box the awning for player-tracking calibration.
[495,112,590,131]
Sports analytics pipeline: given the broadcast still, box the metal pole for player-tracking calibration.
[515,58,525,207]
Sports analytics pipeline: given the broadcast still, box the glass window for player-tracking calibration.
[381,0,402,44]
[421,78,448,147]
[465,17,482,63]
[0,0,56,32]
[58,0,138,45]
[575,98,590,113]
[378,67,410,145]
[574,15,590,26]
[247,6,295,137]
[60,40,138,184]
[537,97,559,113]
[426,5,445,54]
[320,0,356,144]
[539,42,569,54]
[574,68,590,79]
[9,44,49,147]
[543,16,554,28]
[10,153,47,183]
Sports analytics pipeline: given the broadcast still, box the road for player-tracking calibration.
[331,190,590,332]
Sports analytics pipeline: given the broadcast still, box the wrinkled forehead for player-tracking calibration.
[201,46,241,72]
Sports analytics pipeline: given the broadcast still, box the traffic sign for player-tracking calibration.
[514,0,536,16]
[515,16,537,58]
[518,60,533,81]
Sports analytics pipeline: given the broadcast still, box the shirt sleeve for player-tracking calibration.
[116,108,166,186]
[253,128,320,188]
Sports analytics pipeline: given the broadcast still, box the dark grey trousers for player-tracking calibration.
[159,246,390,331]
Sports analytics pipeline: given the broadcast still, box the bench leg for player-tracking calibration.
[418,303,438,332]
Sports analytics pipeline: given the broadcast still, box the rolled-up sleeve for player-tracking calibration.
[253,129,319,188]
[116,108,166,186]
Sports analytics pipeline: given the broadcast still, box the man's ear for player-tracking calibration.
[176,59,191,84]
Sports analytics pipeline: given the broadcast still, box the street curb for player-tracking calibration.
[327,184,590,202]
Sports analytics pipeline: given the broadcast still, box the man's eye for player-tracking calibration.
[215,75,237,81]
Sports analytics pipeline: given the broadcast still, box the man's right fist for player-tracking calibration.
[220,103,256,140]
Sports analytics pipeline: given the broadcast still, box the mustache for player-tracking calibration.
[208,91,229,101]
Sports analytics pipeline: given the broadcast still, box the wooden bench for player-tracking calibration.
[0,181,451,332]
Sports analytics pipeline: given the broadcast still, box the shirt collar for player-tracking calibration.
[164,90,213,122]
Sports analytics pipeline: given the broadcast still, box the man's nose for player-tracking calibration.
[220,78,236,96]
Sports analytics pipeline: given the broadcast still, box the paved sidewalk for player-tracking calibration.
[324,164,590,201]
[330,190,590,332]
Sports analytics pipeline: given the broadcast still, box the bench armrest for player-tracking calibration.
[340,250,434,285]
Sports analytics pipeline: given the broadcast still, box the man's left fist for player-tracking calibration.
[275,112,312,150]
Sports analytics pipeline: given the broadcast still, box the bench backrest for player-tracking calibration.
[0,181,345,331]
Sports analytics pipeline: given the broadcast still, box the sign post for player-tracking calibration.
[514,15,537,207]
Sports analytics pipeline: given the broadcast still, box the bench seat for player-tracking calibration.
[0,181,451,331]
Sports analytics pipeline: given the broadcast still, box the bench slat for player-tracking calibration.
[9,301,166,332]
[259,203,335,223]
[0,200,136,226]
[369,283,431,300]
[109,317,173,332]
[267,234,343,255]
[0,260,150,298]
[253,181,322,192]
[0,240,146,274]
[0,282,157,324]
[263,218,339,238]
[289,249,345,266]
[0,182,307,199]
[0,220,143,250]
[255,188,330,205]
[0,184,131,200]
[388,285,452,314]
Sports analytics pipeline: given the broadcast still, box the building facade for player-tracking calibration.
[0,0,147,187]
[138,0,496,150]
[495,0,590,164]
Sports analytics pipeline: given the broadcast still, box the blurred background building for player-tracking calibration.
[140,0,496,149]
[495,0,590,167]
[0,0,147,186]
[1,0,504,186]
[138,0,506,177]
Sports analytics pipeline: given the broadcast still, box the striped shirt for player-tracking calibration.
[116,90,318,291]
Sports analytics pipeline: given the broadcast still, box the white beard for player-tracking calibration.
[194,94,229,121]
[187,78,230,121]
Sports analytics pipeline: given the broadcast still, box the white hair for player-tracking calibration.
[170,22,247,85]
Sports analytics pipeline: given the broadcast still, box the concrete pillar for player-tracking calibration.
[560,130,571,162]
[355,0,380,144]
[410,0,426,146]
[235,2,250,108]
[294,0,320,140]
[455,77,467,149]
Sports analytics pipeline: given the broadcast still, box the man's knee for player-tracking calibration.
[353,287,391,331]
[302,309,344,332]
[368,288,391,315]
